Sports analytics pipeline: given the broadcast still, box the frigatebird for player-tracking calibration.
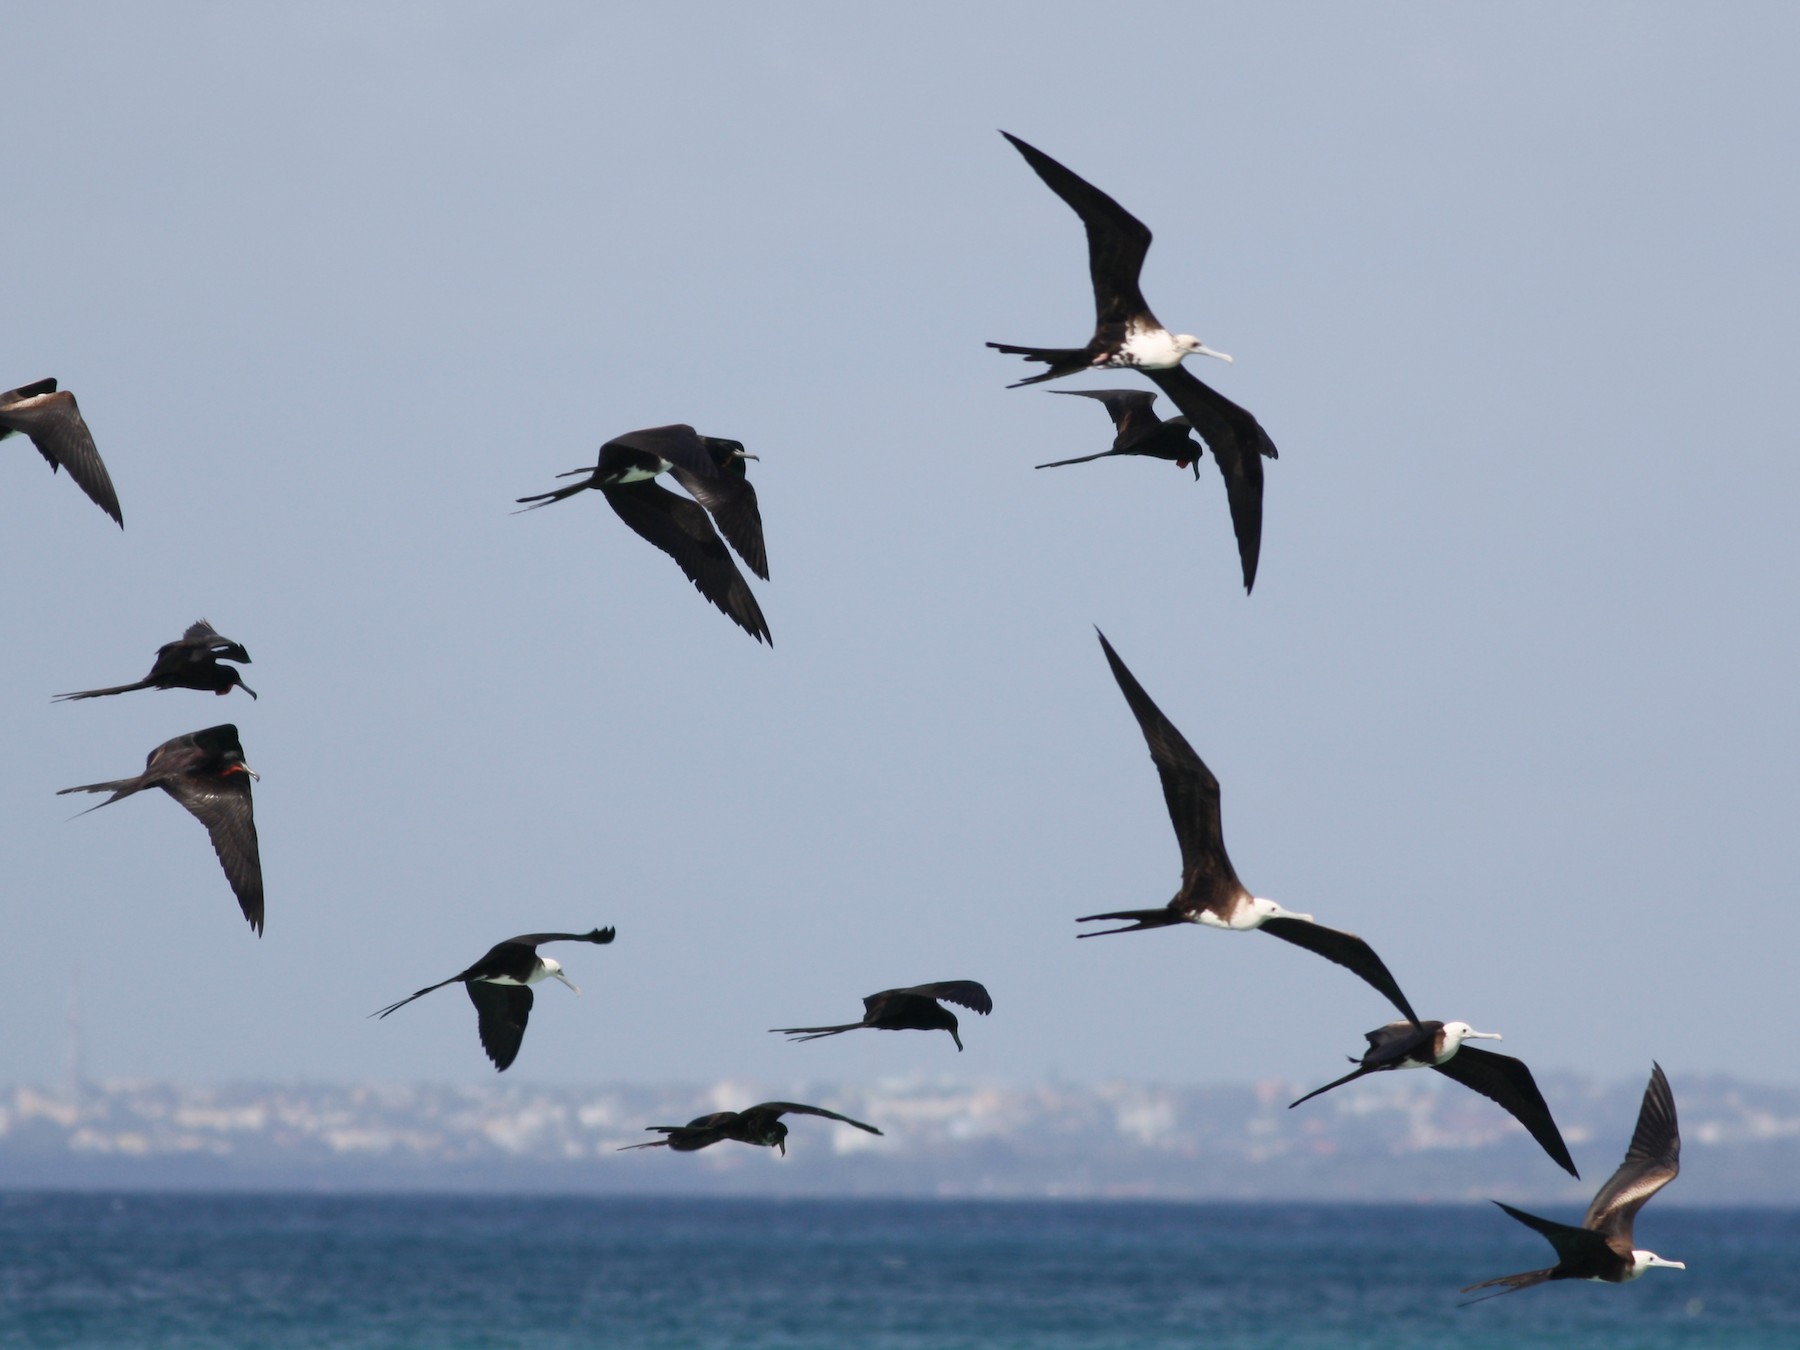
[1290,1018,1578,1178]
[0,378,123,527]
[372,928,616,1072]
[771,981,993,1052]
[1077,632,1417,1024]
[1463,1063,1684,1302]
[55,620,255,701]
[986,133,1234,386]
[516,424,770,644]
[57,724,263,933]
[620,1101,881,1155]
[1037,383,1276,592]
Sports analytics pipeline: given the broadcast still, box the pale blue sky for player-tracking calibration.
[3,3,1795,1092]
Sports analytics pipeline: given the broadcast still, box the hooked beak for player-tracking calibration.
[1194,343,1234,365]
[554,970,582,996]
[1467,1031,1504,1041]
[777,1138,785,1156]
[240,684,259,701]
[1268,903,1316,924]
[951,1030,964,1052]
[1650,1256,1686,1270]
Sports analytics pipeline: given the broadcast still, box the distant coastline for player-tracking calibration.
[4,1073,1795,1203]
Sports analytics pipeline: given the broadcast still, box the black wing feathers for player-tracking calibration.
[1433,1046,1579,1178]
[602,481,771,645]
[467,981,534,1071]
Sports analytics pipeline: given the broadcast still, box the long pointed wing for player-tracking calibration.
[1434,1046,1578,1178]
[1001,133,1154,329]
[1584,1062,1680,1240]
[466,981,534,1071]
[0,386,122,527]
[890,981,993,1015]
[604,424,714,477]
[668,468,769,580]
[747,1102,883,1135]
[1144,366,1276,593]
[1256,917,1419,1025]
[1094,631,1238,893]
[161,771,263,935]
[1494,1201,1614,1268]
[601,481,771,644]
[1049,388,1164,448]
[501,928,616,949]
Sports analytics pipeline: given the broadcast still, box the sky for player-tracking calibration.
[3,3,1796,1097]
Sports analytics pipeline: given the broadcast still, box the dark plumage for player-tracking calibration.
[55,620,255,701]
[1463,1064,1684,1302]
[772,981,993,1052]
[1037,389,1204,475]
[1076,632,1417,1023]
[1290,1017,1578,1178]
[0,378,122,526]
[372,929,616,1072]
[516,424,770,644]
[57,724,263,933]
[620,1101,881,1155]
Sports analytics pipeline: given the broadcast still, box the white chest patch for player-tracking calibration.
[1112,327,1185,370]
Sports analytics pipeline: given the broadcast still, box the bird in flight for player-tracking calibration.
[1290,1016,1578,1177]
[620,1101,881,1155]
[772,981,993,1051]
[372,929,616,1072]
[1077,631,1417,1024]
[516,424,770,644]
[58,724,263,933]
[55,620,255,701]
[1462,1063,1684,1302]
[0,377,123,527]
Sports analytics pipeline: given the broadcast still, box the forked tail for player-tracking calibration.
[1075,908,1182,937]
[53,681,154,702]
[1289,1061,1374,1109]
[1457,1267,1556,1305]
[769,1023,862,1042]
[986,341,1092,388]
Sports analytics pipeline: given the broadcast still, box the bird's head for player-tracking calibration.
[1174,334,1234,365]
[1441,1022,1503,1049]
[1250,896,1315,925]
[1632,1250,1687,1275]
[543,958,581,996]
[759,1120,790,1155]
[223,668,258,700]
[945,1014,963,1053]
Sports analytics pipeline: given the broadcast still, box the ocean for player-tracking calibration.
[0,1194,1793,1348]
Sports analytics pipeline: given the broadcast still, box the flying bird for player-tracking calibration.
[1037,383,1275,592]
[57,724,263,933]
[0,378,123,527]
[986,133,1234,386]
[372,929,616,1072]
[772,981,993,1051]
[516,424,770,644]
[1076,631,1417,1024]
[55,620,255,701]
[1290,1017,1578,1178]
[620,1101,881,1155]
[1463,1063,1684,1302]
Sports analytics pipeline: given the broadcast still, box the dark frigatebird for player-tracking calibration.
[1463,1063,1684,1302]
[57,724,263,933]
[516,424,769,644]
[1037,383,1276,592]
[986,133,1233,386]
[0,378,123,527]
[372,928,616,1072]
[1290,1017,1578,1178]
[1077,631,1417,1024]
[55,620,255,701]
[619,1101,881,1155]
[771,981,993,1052]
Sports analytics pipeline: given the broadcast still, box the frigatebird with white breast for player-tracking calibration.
[620,1101,881,1155]
[372,928,616,1072]
[57,724,263,933]
[1462,1063,1684,1302]
[1290,1016,1578,1177]
[0,377,123,527]
[516,424,770,644]
[771,981,993,1052]
[1077,631,1417,1023]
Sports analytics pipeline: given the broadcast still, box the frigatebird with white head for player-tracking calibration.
[1077,631,1417,1024]
[373,928,616,1072]
[57,724,263,933]
[771,981,993,1052]
[1291,1016,1578,1177]
[516,424,769,644]
[0,377,123,527]
[620,1101,881,1156]
[1463,1063,1684,1302]
[55,620,255,701]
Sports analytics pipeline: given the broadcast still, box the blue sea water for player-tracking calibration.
[0,1194,1794,1348]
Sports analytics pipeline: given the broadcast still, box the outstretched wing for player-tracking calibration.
[1584,1062,1680,1240]
[746,1102,883,1135]
[1256,917,1419,1025]
[466,981,534,1071]
[0,383,122,527]
[161,770,264,935]
[601,481,771,644]
[669,468,768,581]
[891,981,993,1015]
[1000,133,1155,329]
[1435,1047,1578,1178]
[1144,365,1276,593]
[502,928,616,948]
